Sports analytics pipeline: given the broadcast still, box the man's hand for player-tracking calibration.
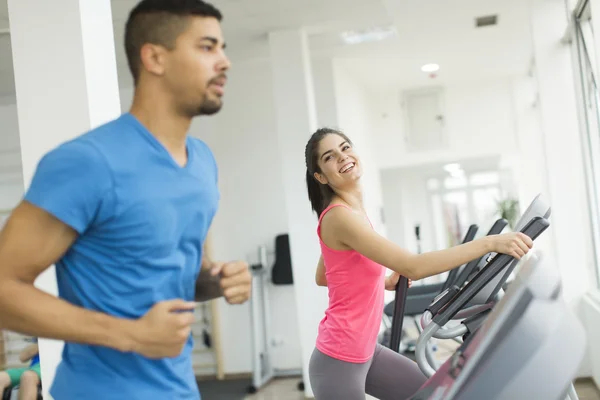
[131,299,196,359]
[210,261,252,304]
[384,272,412,291]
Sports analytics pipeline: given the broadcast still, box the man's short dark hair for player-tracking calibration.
[124,0,223,84]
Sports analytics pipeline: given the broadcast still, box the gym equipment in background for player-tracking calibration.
[381,224,482,353]
[247,243,303,394]
[271,234,293,285]
[415,224,422,254]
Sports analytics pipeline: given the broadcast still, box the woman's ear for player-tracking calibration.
[314,172,328,185]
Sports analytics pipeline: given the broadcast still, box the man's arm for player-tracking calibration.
[195,233,224,302]
[0,142,143,352]
[0,201,137,352]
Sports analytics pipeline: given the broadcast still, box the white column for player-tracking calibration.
[311,56,339,128]
[268,29,325,398]
[7,0,121,397]
[530,0,596,304]
[590,0,600,78]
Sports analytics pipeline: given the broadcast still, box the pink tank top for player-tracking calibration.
[315,204,386,363]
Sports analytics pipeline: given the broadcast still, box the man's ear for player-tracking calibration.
[139,43,168,77]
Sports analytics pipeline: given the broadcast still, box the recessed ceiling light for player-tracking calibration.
[421,63,440,73]
[341,25,397,45]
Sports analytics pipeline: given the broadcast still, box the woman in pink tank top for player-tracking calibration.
[304,128,534,400]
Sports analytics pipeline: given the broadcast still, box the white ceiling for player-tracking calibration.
[0,0,533,97]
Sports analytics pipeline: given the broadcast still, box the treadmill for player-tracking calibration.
[409,248,586,400]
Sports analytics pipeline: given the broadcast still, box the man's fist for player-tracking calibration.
[132,299,196,359]
[210,261,252,304]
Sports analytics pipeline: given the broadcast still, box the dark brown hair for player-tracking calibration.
[304,128,353,216]
[124,0,223,84]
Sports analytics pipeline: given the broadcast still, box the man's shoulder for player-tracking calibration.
[41,115,131,172]
[188,136,212,153]
[188,137,216,164]
[54,113,132,150]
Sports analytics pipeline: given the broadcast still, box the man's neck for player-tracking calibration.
[129,89,193,166]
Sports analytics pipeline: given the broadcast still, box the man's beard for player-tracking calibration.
[197,75,226,116]
[182,94,222,118]
[198,96,222,116]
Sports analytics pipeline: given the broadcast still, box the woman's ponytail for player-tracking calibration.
[306,169,322,215]
[304,127,352,217]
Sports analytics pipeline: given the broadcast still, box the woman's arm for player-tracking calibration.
[315,255,327,287]
[323,207,532,281]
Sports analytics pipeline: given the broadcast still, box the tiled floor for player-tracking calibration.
[577,379,600,400]
[244,378,304,400]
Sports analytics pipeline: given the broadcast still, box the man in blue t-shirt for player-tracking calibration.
[0,1,251,399]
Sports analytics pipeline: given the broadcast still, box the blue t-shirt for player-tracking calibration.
[29,337,39,367]
[30,353,40,367]
[24,113,219,399]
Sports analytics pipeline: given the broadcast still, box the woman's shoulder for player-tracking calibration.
[319,203,353,224]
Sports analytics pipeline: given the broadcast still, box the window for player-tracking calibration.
[573,0,600,287]
[427,170,507,250]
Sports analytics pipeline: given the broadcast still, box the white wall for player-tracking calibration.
[183,58,304,374]
[373,77,520,249]
[381,169,435,255]
[373,73,567,308]
[373,73,579,274]
[371,78,519,171]
[332,61,385,235]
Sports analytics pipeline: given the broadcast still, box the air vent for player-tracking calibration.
[475,15,498,27]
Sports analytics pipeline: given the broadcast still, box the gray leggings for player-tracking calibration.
[309,344,427,400]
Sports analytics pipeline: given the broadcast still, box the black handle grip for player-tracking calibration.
[442,224,479,291]
[488,218,509,235]
[453,218,509,289]
[427,286,460,316]
[433,217,549,326]
[389,276,410,353]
